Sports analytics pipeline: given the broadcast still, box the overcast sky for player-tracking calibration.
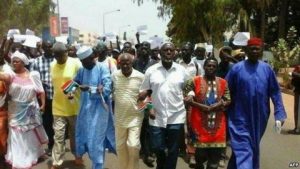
[57,0,170,41]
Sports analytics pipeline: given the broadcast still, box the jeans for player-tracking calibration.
[150,124,183,169]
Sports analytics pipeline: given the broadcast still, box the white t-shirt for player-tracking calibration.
[192,57,205,76]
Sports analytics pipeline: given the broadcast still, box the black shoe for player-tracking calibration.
[188,157,196,168]
[288,129,300,135]
[143,157,154,168]
[178,150,186,158]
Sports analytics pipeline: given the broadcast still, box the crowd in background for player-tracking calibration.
[0,31,298,169]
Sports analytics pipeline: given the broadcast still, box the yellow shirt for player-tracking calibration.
[50,57,81,116]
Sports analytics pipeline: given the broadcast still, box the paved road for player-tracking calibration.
[21,93,300,169]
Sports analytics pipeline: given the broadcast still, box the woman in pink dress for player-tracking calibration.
[0,51,48,169]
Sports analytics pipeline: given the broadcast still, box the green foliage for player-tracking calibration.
[133,0,240,45]
[0,0,51,35]
[270,37,300,73]
[132,0,300,46]
[270,35,300,88]
[271,39,290,69]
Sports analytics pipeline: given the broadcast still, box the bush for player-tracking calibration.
[270,38,300,89]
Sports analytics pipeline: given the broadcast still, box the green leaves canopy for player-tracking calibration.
[133,0,300,47]
[0,0,51,35]
[133,0,240,45]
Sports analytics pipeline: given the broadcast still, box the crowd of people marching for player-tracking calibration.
[0,31,296,169]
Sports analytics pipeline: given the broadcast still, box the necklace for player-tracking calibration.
[206,79,217,129]
[206,80,217,99]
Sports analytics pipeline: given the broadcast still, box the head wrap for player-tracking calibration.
[247,37,263,46]
[76,46,93,60]
[11,51,29,65]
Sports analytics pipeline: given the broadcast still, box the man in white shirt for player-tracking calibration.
[140,42,189,169]
[179,42,198,78]
[192,43,206,76]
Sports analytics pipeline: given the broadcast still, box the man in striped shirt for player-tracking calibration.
[112,53,145,169]
[30,40,54,155]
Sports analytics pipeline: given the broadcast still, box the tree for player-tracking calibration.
[134,0,240,46]
[0,0,51,35]
[133,0,300,46]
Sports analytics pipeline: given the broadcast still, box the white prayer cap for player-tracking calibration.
[76,46,93,60]
[11,51,29,65]
[195,43,207,50]
[233,32,250,46]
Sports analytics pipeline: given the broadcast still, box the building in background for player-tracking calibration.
[78,31,99,46]
[68,27,80,44]
[42,26,80,45]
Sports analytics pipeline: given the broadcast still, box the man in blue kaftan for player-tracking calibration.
[74,46,115,169]
[225,38,287,169]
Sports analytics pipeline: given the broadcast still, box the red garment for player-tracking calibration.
[0,111,8,156]
[0,81,8,155]
[189,76,227,148]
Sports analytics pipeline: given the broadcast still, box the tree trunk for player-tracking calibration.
[260,9,266,40]
[278,0,289,39]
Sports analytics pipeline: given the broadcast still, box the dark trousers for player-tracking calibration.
[140,118,153,158]
[43,98,54,150]
[195,148,222,169]
[178,125,186,154]
[294,93,300,131]
[150,124,183,169]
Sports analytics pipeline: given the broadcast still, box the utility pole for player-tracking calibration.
[56,0,61,36]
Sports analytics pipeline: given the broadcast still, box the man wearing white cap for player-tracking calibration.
[192,43,206,76]
[74,46,115,169]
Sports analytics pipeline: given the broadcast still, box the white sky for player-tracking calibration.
[57,0,170,41]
